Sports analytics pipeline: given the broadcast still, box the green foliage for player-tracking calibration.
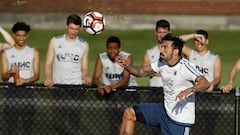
[1,29,240,87]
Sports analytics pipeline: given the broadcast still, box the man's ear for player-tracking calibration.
[173,49,179,55]
[206,39,209,45]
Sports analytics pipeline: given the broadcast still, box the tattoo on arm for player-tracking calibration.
[191,76,210,92]
[123,131,129,135]
[125,64,156,77]
[191,86,209,92]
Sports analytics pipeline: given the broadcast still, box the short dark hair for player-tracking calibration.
[66,14,82,27]
[155,19,170,31]
[196,29,208,39]
[11,22,31,33]
[162,34,185,56]
[106,36,121,47]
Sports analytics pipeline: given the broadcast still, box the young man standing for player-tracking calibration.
[180,30,222,92]
[116,34,210,135]
[44,14,91,135]
[44,13,91,87]
[1,22,40,135]
[92,36,137,95]
[1,22,40,85]
[142,19,171,87]
[92,36,138,135]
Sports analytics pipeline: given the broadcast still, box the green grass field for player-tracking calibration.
[2,29,240,87]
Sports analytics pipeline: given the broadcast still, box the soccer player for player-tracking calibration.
[44,13,91,135]
[1,22,40,135]
[44,13,91,87]
[179,30,222,135]
[116,34,210,135]
[92,36,138,135]
[1,22,40,85]
[142,19,171,87]
[0,26,15,49]
[221,58,240,93]
[92,36,138,95]
[180,30,222,92]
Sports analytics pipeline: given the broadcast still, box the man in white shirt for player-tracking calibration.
[116,34,210,135]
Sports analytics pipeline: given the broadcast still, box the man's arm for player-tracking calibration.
[125,64,156,77]
[1,50,12,81]
[221,59,240,92]
[205,55,222,92]
[179,33,205,57]
[178,33,197,57]
[142,49,161,77]
[176,75,210,101]
[16,49,40,86]
[0,26,15,48]
[191,76,210,92]
[92,55,105,95]
[116,55,156,77]
[92,56,103,87]
[142,50,150,66]
[82,42,91,84]
[44,38,55,87]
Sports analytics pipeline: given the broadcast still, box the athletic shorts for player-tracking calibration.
[133,103,192,135]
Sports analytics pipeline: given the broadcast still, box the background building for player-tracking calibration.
[1,0,240,29]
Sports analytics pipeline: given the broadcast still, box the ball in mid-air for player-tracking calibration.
[83,12,106,35]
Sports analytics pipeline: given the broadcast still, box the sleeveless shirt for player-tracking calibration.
[147,45,163,86]
[53,34,87,84]
[189,50,217,82]
[6,46,34,82]
[100,51,138,86]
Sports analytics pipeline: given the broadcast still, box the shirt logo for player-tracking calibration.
[105,73,123,80]
[56,53,80,63]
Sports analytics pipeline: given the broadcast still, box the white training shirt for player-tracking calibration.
[151,58,202,124]
[147,45,163,87]
[5,45,34,82]
[100,51,138,86]
[189,50,217,82]
[53,34,87,84]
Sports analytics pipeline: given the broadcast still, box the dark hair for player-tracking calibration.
[66,14,82,27]
[155,19,170,31]
[196,29,208,39]
[11,22,31,33]
[106,36,121,47]
[162,34,185,56]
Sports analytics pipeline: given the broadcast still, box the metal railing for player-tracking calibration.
[0,82,238,135]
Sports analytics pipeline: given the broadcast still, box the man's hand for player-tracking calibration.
[83,76,92,85]
[221,84,233,93]
[44,79,54,87]
[176,88,192,101]
[115,56,128,67]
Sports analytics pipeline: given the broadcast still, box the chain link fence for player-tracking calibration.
[0,83,238,135]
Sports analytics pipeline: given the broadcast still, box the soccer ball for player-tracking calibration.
[83,12,106,35]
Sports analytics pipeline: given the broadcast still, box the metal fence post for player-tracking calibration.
[235,87,239,135]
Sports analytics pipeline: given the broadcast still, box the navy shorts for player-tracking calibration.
[133,103,192,135]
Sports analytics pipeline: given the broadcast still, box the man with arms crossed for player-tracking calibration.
[116,34,210,135]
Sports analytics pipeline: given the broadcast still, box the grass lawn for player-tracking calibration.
[1,29,240,87]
